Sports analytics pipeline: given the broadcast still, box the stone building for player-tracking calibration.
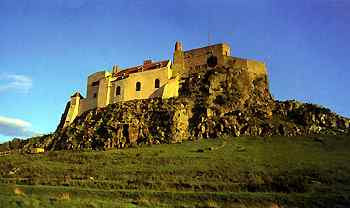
[62,41,266,127]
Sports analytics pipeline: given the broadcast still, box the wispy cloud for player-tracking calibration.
[0,116,38,138]
[0,74,32,93]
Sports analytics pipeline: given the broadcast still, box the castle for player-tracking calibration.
[63,41,266,127]
[13,41,350,152]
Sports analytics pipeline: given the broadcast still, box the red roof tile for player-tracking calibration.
[114,60,170,79]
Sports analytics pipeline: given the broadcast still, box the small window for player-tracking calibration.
[116,86,121,96]
[195,65,201,70]
[93,93,97,98]
[155,79,160,88]
[136,81,141,91]
[92,81,99,86]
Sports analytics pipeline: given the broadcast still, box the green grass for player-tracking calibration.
[1,136,350,207]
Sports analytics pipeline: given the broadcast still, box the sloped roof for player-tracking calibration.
[114,60,170,78]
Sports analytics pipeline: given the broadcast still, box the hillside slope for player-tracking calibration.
[1,136,349,207]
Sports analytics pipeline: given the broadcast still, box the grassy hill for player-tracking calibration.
[0,136,349,207]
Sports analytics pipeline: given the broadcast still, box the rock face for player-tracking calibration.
[46,98,194,150]
[3,56,349,151]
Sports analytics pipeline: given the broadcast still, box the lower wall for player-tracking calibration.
[162,77,179,99]
[79,98,97,116]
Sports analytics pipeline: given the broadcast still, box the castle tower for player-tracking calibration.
[63,92,83,127]
[172,41,185,77]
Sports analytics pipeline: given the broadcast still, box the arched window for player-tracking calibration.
[116,86,121,96]
[136,81,141,91]
[155,79,160,88]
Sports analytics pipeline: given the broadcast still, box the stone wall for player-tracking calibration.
[63,93,81,127]
[79,71,110,115]
[183,43,230,74]
[97,75,112,108]
[162,77,180,99]
[86,71,110,100]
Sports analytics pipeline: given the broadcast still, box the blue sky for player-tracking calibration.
[0,0,349,142]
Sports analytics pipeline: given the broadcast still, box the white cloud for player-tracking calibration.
[0,116,38,138]
[0,74,32,93]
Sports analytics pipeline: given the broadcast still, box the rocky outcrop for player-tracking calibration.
[56,101,71,131]
[273,100,350,135]
[2,56,349,151]
[45,98,193,150]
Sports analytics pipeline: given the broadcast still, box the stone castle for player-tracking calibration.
[63,41,268,128]
[5,40,349,151]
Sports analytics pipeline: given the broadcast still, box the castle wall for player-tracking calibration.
[183,43,230,74]
[64,95,81,127]
[86,71,108,99]
[110,65,172,103]
[225,56,268,81]
[246,59,268,78]
[97,76,112,108]
[172,47,185,77]
[78,71,111,114]
[79,98,96,115]
[162,77,179,99]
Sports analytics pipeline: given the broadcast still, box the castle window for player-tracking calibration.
[116,86,121,96]
[136,81,141,91]
[93,93,97,98]
[195,65,200,70]
[92,81,99,86]
[155,79,160,88]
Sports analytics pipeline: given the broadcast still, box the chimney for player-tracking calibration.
[112,65,121,74]
[143,60,152,65]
